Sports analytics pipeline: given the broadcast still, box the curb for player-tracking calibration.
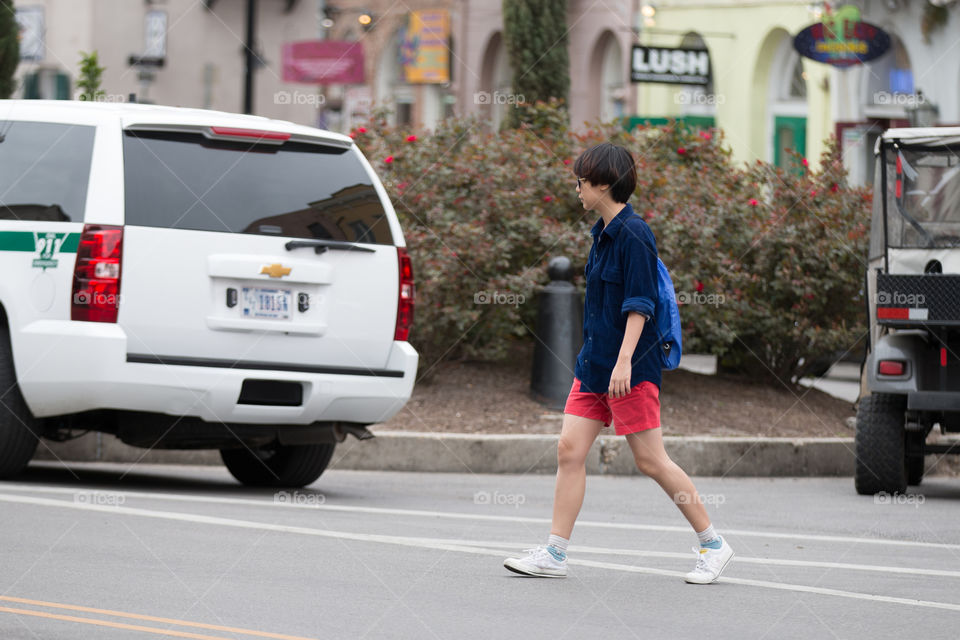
[32,430,960,477]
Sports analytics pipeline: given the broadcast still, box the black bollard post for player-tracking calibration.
[530,257,583,410]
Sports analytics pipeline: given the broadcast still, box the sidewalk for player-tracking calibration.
[30,355,960,477]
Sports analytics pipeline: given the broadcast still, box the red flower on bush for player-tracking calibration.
[699,131,712,141]
[831,183,839,193]
[563,158,571,165]
[810,189,817,197]
[357,127,367,134]
[695,280,704,293]
[406,134,417,142]
[749,198,759,206]
[677,147,686,155]
[543,195,553,203]
[801,158,809,167]
[384,155,394,164]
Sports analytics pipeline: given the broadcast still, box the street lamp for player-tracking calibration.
[906,90,939,128]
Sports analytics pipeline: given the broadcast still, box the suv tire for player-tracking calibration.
[0,329,39,478]
[855,393,907,495]
[220,442,336,488]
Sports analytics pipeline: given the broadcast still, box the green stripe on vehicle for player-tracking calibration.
[0,231,38,251]
[0,231,80,253]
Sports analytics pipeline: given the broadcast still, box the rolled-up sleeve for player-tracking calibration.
[619,223,658,318]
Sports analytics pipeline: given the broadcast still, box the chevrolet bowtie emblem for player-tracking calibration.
[260,263,292,278]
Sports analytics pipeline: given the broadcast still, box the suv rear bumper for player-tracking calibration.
[16,320,418,424]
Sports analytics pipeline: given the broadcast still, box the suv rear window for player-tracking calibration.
[122,130,393,245]
[0,121,96,222]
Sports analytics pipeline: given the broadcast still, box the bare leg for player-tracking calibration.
[550,414,606,540]
[625,427,711,533]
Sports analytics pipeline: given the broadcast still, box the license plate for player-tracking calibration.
[242,287,292,320]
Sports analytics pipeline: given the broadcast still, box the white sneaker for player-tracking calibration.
[504,546,568,578]
[684,537,734,584]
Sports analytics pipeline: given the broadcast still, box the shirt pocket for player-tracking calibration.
[600,265,625,314]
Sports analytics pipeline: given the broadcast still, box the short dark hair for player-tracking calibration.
[573,143,637,204]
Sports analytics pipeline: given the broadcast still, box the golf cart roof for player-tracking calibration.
[879,127,960,147]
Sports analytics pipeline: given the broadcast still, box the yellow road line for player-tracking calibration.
[0,606,230,640]
[0,596,319,640]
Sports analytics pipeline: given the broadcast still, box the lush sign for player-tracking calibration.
[631,45,711,85]
[793,4,891,68]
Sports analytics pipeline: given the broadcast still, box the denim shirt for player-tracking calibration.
[574,202,662,393]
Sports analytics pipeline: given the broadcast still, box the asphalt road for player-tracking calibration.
[1,462,959,640]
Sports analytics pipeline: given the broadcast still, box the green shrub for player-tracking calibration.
[354,104,870,386]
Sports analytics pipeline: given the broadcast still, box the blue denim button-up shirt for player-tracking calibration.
[574,202,662,393]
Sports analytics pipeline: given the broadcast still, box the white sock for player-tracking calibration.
[696,525,719,545]
[547,534,569,554]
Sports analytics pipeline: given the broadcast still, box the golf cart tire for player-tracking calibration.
[906,432,925,486]
[855,393,907,495]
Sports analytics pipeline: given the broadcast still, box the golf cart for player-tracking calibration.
[856,126,960,495]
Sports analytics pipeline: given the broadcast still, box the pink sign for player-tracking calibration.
[282,41,365,84]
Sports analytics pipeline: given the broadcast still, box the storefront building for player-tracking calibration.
[631,0,959,183]
[11,0,635,136]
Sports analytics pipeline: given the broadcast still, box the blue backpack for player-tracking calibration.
[654,258,683,370]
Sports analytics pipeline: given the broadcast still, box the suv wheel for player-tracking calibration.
[0,329,39,478]
[220,442,336,488]
[854,393,907,495]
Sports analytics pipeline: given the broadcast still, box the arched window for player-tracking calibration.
[676,33,715,117]
[375,29,415,127]
[589,30,625,122]
[478,32,511,130]
[866,34,913,110]
[767,32,808,169]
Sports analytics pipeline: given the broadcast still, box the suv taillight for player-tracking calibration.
[71,224,123,323]
[395,247,414,341]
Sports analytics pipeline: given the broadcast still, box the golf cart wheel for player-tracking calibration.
[0,329,39,478]
[854,394,907,495]
[220,442,336,488]
[906,431,925,486]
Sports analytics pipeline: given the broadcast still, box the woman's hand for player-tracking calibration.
[608,357,633,398]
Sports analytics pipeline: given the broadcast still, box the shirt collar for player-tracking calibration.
[590,202,636,239]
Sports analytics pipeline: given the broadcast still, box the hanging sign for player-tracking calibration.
[793,4,891,68]
[282,41,365,84]
[401,10,450,84]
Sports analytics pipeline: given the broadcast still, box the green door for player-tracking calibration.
[774,116,806,170]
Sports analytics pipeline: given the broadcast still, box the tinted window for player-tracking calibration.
[0,121,95,222]
[123,130,393,244]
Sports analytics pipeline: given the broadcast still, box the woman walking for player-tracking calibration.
[503,142,734,584]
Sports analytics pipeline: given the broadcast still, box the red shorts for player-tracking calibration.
[563,377,661,435]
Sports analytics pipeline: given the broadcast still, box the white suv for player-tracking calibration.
[0,100,417,486]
